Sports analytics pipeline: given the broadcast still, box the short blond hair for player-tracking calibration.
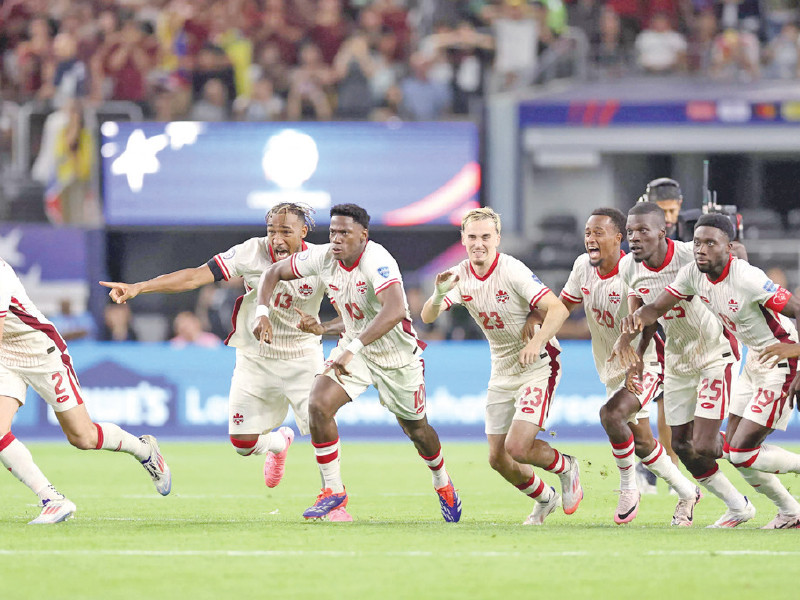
[461,207,501,234]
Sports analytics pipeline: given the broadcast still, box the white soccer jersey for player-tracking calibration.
[0,258,70,368]
[289,240,425,369]
[210,238,326,360]
[666,256,798,373]
[619,239,738,376]
[561,252,663,384]
[441,253,561,377]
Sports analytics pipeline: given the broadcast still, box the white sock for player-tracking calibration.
[230,432,285,456]
[0,432,59,501]
[420,447,450,489]
[313,438,344,493]
[642,441,696,500]
[611,434,636,490]
[695,463,747,510]
[730,444,800,474]
[94,423,149,461]
[515,471,556,503]
[737,468,800,515]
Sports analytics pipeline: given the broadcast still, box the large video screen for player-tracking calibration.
[101,121,480,226]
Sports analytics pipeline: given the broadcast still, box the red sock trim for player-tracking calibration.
[426,459,444,471]
[316,449,339,464]
[312,438,339,449]
[730,448,760,468]
[419,447,442,462]
[610,434,635,450]
[229,436,257,449]
[94,423,104,450]
[545,450,562,472]
[613,447,635,459]
[529,479,546,498]
[643,442,664,466]
[515,474,537,491]
[0,432,16,452]
[695,464,719,480]
[728,445,760,453]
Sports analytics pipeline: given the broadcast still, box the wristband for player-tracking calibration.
[431,290,447,306]
[255,304,270,319]
[345,338,364,355]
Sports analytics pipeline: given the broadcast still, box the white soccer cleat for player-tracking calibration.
[523,488,560,526]
[614,489,641,524]
[264,427,294,488]
[140,435,172,496]
[671,486,702,527]
[707,497,756,528]
[558,455,583,515]
[761,513,800,529]
[28,498,77,525]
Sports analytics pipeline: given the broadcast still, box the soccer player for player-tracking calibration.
[626,214,800,529]
[419,207,581,526]
[561,208,699,525]
[253,203,461,522]
[612,203,754,527]
[101,203,341,494]
[0,257,170,524]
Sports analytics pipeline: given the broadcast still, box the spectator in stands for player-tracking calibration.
[634,12,687,73]
[762,21,800,79]
[250,42,292,98]
[491,0,538,90]
[333,33,376,118]
[567,0,603,45]
[710,26,760,81]
[286,42,335,120]
[309,0,350,65]
[233,76,284,120]
[55,99,98,224]
[100,19,158,113]
[591,6,631,78]
[39,32,89,107]
[191,43,237,107]
[253,0,303,66]
[370,83,403,121]
[170,311,222,348]
[368,30,402,105]
[48,298,96,341]
[101,302,138,342]
[190,77,230,121]
[15,16,53,100]
[716,0,762,39]
[687,9,718,73]
[400,52,451,120]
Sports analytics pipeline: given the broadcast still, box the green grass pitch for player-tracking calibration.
[1,440,799,599]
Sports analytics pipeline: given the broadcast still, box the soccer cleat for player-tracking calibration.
[28,498,77,525]
[303,488,348,520]
[264,427,294,488]
[328,506,354,522]
[523,488,560,525]
[614,489,641,524]
[635,462,658,495]
[139,435,172,496]
[435,479,462,523]
[558,455,583,515]
[671,486,702,527]
[761,513,800,529]
[707,497,756,528]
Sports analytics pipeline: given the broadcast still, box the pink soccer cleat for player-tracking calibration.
[264,427,294,488]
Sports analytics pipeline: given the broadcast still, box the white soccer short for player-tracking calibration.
[227,348,322,435]
[605,366,663,424]
[729,359,797,432]
[0,355,83,413]
[322,344,427,421]
[485,355,562,435]
[663,357,738,426]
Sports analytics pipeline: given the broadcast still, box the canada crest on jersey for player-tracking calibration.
[356,280,368,295]
[232,413,244,425]
[495,290,509,304]
[298,283,314,297]
[608,291,621,305]
[728,298,739,313]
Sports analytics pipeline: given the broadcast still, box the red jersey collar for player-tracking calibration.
[643,238,674,273]
[707,254,734,284]
[269,240,307,263]
[596,250,625,280]
[337,241,367,272]
[469,252,500,281]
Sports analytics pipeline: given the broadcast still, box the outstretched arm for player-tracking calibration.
[421,271,459,323]
[253,260,300,343]
[621,290,677,335]
[100,265,215,304]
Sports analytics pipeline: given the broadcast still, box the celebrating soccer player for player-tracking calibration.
[611,203,754,527]
[625,214,800,529]
[0,257,170,524]
[254,204,461,522]
[560,208,700,525]
[420,207,582,525]
[101,203,343,507]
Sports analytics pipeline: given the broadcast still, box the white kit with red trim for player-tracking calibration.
[441,253,560,377]
[290,241,425,369]
[212,238,327,360]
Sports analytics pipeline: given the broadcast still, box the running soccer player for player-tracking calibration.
[627,214,800,529]
[612,203,754,528]
[0,257,170,524]
[561,208,699,525]
[420,207,581,526]
[254,203,461,522]
[101,204,341,493]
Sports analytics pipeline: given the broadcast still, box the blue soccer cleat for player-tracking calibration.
[303,488,348,520]
[436,479,462,523]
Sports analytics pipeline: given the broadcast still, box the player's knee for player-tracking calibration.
[693,438,720,460]
[307,398,335,425]
[670,436,693,460]
[487,450,508,473]
[599,402,626,430]
[503,438,527,464]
